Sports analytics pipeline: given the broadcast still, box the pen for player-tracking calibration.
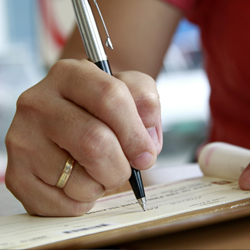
[72,0,147,211]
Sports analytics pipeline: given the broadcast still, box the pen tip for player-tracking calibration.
[138,197,147,212]
[141,203,147,212]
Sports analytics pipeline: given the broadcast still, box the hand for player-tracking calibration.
[5,59,162,216]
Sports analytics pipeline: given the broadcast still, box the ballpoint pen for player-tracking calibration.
[71,0,147,211]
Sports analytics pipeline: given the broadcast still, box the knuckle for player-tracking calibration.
[79,126,112,162]
[48,59,98,94]
[48,59,94,83]
[16,87,48,119]
[4,169,15,193]
[129,71,160,110]
[4,131,13,153]
[5,127,35,158]
[5,133,21,159]
[16,89,35,113]
[48,60,73,78]
[136,91,160,125]
[137,91,160,112]
[48,59,81,88]
[98,80,128,114]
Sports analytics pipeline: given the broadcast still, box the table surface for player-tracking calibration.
[2,164,250,249]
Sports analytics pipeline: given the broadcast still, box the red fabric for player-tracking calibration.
[164,0,250,149]
[0,175,4,183]
[38,0,66,47]
[164,0,197,12]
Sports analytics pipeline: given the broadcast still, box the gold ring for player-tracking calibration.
[56,156,75,188]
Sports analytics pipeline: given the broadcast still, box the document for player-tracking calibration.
[1,142,250,249]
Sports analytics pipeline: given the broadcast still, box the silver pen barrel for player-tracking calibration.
[72,0,107,63]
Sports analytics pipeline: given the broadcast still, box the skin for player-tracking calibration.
[239,163,250,190]
[5,63,161,216]
[5,0,249,216]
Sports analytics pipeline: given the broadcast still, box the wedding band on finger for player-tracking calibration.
[56,156,75,189]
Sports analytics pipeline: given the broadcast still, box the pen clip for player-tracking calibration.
[93,0,113,50]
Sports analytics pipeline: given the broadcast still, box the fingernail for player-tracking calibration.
[131,151,154,169]
[147,127,159,148]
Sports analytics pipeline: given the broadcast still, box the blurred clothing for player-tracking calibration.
[165,0,250,149]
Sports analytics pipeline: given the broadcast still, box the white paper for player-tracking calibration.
[1,176,250,249]
[198,142,250,180]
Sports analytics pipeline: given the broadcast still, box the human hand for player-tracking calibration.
[5,59,162,216]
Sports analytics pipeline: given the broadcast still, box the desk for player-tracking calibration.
[2,164,250,249]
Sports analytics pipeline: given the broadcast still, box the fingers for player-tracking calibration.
[5,125,104,216]
[34,96,132,190]
[5,167,95,217]
[5,101,130,201]
[23,139,106,202]
[114,71,163,154]
[49,59,158,170]
[5,80,132,216]
[239,163,250,190]
[5,59,162,216]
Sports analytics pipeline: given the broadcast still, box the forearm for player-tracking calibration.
[60,0,183,79]
[60,26,86,61]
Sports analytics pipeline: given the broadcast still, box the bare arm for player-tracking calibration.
[61,0,183,79]
[5,0,183,216]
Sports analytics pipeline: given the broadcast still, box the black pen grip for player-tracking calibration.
[95,59,146,201]
[95,60,112,75]
[129,168,145,199]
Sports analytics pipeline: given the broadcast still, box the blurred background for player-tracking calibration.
[0,0,210,180]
